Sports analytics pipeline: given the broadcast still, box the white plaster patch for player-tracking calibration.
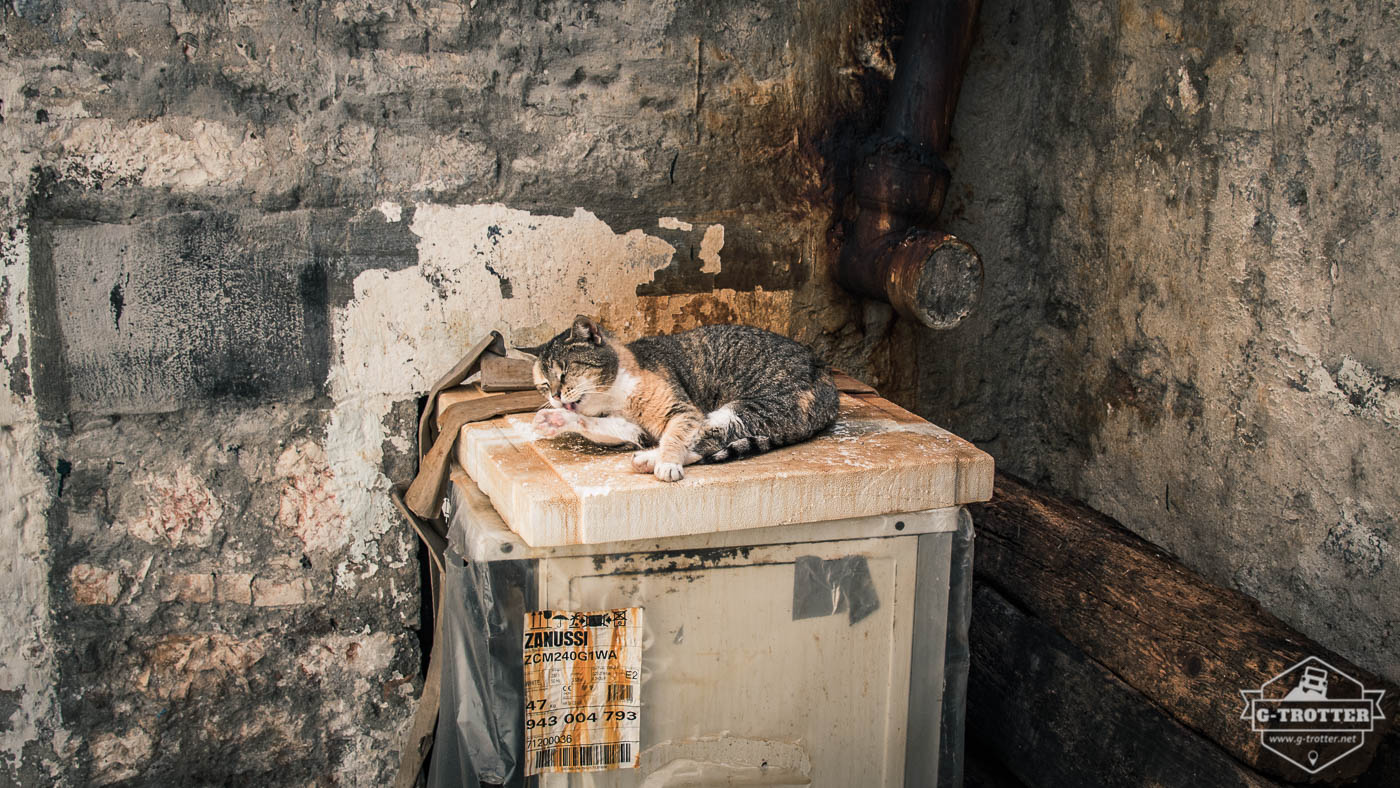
[0,225,60,776]
[0,227,32,422]
[1176,66,1201,116]
[373,201,402,223]
[698,223,725,274]
[658,216,693,231]
[323,204,677,568]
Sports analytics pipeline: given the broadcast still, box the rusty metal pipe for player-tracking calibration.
[838,0,984,329]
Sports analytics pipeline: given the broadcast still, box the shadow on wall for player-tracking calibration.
[924,0,1400,688]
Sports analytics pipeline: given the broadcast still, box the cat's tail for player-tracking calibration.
[701,434,781,463]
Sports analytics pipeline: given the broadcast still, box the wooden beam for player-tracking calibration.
[970,473,1398,784]
[968,583,1283,788]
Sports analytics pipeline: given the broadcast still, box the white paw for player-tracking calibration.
[654,462,685,482]
[532,408,576,438]
[631,449,658,473]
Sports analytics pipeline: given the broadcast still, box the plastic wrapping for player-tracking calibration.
[938,508,975,788]
[429,480,974,787]
[428,556,530,785]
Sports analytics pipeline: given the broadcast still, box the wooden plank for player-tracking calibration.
[416,333,504,458]
[404,389,545,518]
[832,370,878,394]
[970,474,1399,784]
[450,392,994,546]
[480,354,536,392]
[436,383,494,414]
[968,583,1283,788]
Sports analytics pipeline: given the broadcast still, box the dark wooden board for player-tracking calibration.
[969,583,1282,788]
[971,474,1399,784]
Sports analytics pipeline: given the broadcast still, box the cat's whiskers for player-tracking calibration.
[565,385,605,401]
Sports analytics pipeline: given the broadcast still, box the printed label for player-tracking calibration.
[523,608,642,775]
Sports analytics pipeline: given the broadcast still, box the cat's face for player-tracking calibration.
[518,316,620,416]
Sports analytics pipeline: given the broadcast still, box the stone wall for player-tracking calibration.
[0,1,914,783]
[12,0,1395,782]
[930,0,1399,685]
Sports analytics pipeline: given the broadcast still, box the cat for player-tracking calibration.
[516,316,840,482]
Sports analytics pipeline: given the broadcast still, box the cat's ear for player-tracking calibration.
[570,315,604,345]
[513,343,546,359]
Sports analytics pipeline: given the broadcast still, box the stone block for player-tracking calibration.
[160,573,214,604]
[69,564,121,606]
[215,572,254,605]
[29,208,418,417]
[252,577,310,607]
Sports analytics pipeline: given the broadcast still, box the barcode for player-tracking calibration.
[606,684,634,702]
[533,742,633,770]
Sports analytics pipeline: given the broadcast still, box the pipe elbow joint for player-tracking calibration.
[837,218,983,330]
[881,229,983,330]
[836,138,984,330]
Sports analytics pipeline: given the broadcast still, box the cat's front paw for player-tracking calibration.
[533,408,577,438]
[631,449,658,473]
[654,462,685,482]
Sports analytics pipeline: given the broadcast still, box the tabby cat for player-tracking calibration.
[517,316,839,482]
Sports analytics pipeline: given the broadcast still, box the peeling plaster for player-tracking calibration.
[323,204,677,569]
[698,224,725,274]
[0,226,59,780]
[374,201,403,224]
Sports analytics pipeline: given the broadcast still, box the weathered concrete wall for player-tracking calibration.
[929,0,1400,684]
[0,1,914,783]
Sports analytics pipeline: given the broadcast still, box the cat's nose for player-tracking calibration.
[563,400,579,411]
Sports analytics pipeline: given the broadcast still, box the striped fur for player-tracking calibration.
[519,316,839,482]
